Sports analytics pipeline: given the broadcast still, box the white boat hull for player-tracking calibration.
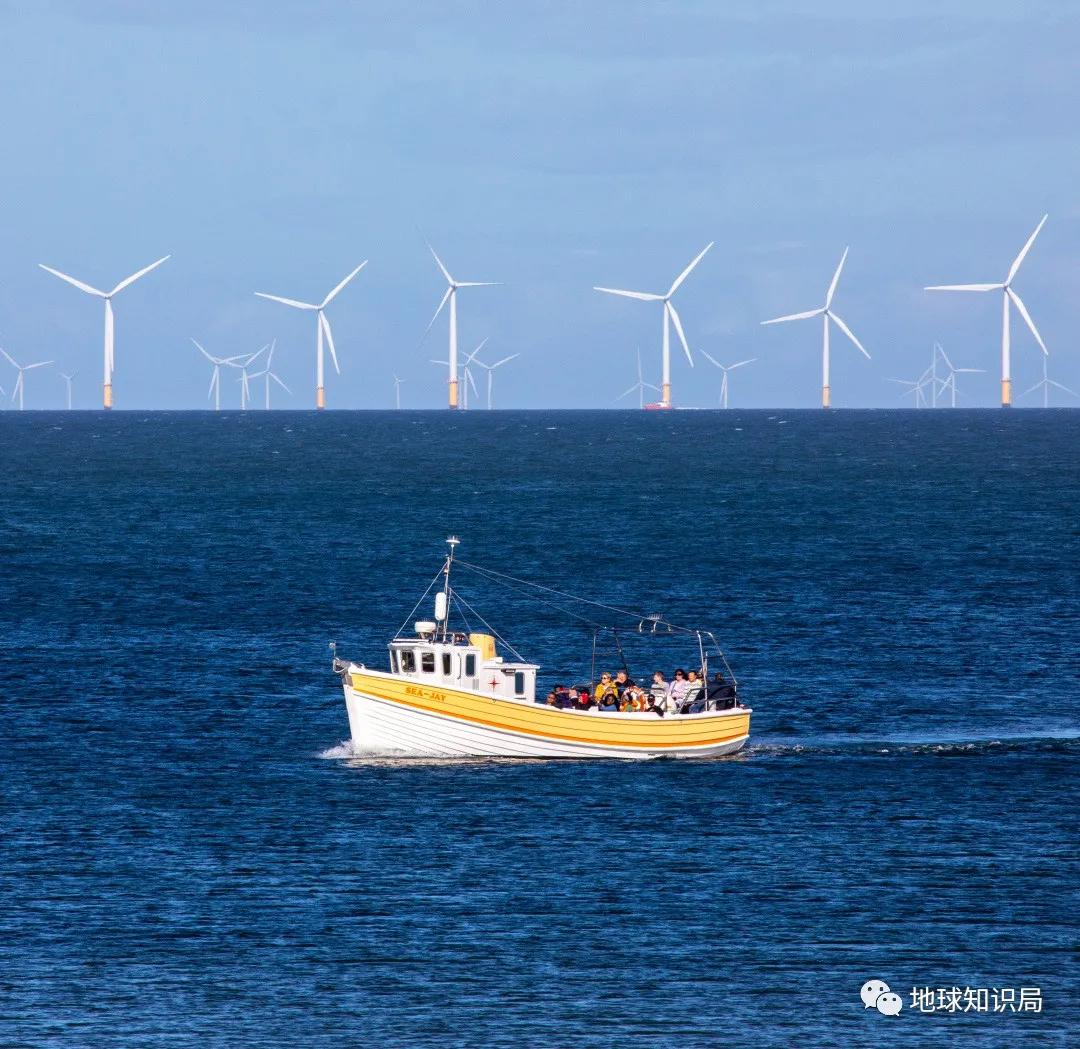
[344,681,749,760]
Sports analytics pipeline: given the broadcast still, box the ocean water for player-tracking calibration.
[1,409,1077,1048]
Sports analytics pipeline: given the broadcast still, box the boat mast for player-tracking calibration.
[440,535,460,642]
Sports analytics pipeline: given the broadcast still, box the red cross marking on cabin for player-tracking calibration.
[488,676,500,692]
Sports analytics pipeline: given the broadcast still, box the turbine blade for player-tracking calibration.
[700,350,721,368]
[110,255,170,295]
[0,347,19,368]
[615,384,637,401]
[667,242,713,296]
[666,302,693,366]
[1048,380,1078,396]
[825,247,848,308]
[320,261,368,308]
[937,345,955,371]
[455,281,499,288]
[38,265,106,297]
[727,358,757,370]
[319,312,341,374]
[244,345,268,367]
[271,373,291,394]
[1007,214,1048,283]
[1019,381,1042,398]
[593,287,664,301]
[644,382,660,391]
[191,338,215,363]
[208,369,218,400]
[491,354,519,369]
[828,312,871,358]
[428,243,454,285]
[255,292,317,310]
[422,287,453,339]
[761,308,823,325]
[1006,288,1048,355]
[24,361,53,370]
[924,283,1001,292]
[464,337,489,365]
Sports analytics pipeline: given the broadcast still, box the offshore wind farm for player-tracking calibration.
[3,219,1078,411]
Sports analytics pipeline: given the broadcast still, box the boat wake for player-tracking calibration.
[746,729,1079,760]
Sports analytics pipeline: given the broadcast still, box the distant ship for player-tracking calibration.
[333,538,751,759]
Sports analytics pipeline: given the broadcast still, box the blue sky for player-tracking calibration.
[1,0,1078,408]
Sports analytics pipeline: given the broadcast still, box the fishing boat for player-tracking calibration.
[332,538,751,759]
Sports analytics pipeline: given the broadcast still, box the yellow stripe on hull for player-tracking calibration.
[345,669,751,757]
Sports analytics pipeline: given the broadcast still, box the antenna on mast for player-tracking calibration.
[438,536,461,641]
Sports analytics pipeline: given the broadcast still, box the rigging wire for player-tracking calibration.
[457,560,604,630]
[391,567,445,640]
[454,559,700,636]
[452,586,527,664]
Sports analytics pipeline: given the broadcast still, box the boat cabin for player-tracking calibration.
[388,620,539,702]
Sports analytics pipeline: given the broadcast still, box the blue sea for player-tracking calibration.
[1,409,1077,1048]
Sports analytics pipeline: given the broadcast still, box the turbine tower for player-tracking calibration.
[1021,356,1077,408]
[431,338,488,410]
[594,242,712,409]
[393,374,404,409]
[760,247,870,408]
[38,255,169,409]
[700,352,756,409]
[925,215,1048,407]
[615,348,660,409]
[255,262,367,409]
[422,245,498,410]
[58,370,76,410]
[1,348,53,410]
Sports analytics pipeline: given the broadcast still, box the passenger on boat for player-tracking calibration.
[707,672,736,709]
[613,670,635,698]
[553,684,574,709]
[594,673,619,704]
[576,688,597,711]
[682,670,707,713]
[668,669,689,707]
[598,693,620,712]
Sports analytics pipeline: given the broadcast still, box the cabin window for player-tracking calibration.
[465,654,476,677]
[400,650,416,673]
[441,653,452,676]
[421,651,435,673]
[514,672,525,695]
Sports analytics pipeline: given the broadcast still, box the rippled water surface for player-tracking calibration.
[2,410,1077,1047]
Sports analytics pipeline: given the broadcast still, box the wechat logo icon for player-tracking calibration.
[861,979,903,1016]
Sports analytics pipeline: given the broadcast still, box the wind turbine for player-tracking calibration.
[594,242,712,409]
[1,348,53,410]
[236,347,268,410]
[422,245,498,409]
[248,341,291,409]
[887,369,933,408]
[255,262,367,409]
[700,352,756,409]
[1021,355,1077,408]
[925,215,1048,407]
[192,340,250,411]
[936,345,984,408]
[38,255,169,409]
[761,248,870,408]
[393,374,404,409]
[471,350,520,409]
[58,370,76,410]
[615,348,660,409]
